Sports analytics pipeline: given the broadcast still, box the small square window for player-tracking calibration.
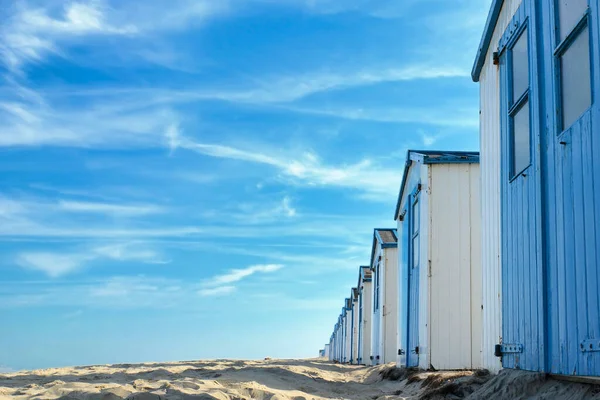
[511,100,530,176]
[560,25,591,130]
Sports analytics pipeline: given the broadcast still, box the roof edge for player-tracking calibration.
[394,151,412,220]
[370,228,398,266]
[394,150,480,219]
[472,0,505,82]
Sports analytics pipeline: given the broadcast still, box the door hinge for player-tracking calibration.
[581,339,600,352]
[496,343,523,355]
[428,260,432,277]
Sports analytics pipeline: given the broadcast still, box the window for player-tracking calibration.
[508,28,531,178]
[557,0,588,41]
[374,263,380,311]
[412,198,420,268]
[556,0,591,130]
[512,100,530,175]
[512,30,529,103]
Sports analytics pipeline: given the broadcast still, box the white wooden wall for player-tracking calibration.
[383,247,398,364]
[361,282,373,365]
[371,246,383,364]
[478,0,522,374]
[345,309,352,363]
[428,163,482,370]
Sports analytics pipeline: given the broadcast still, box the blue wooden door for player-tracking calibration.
[358,288,364,364]
[350,304,355,363]
[407,194,420,368]
[372,261,382,364]
[499,1,546,372]
[543,0,600,376]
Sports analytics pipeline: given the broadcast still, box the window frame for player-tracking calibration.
[505,21,532,181]
[553,2,593,133]
[374,261,380,312]
[411,195,420,270]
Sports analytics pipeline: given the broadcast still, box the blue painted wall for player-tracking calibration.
[499,0,545,372]
[496,0,600,376]
[540,0,600,377]
[396,161,422,368]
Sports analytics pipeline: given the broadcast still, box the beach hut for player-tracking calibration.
[332,321,339,362]
[344,298,352,363]
[351,288,360,364]
[394,150,482,370]
[472,0,600,377]
[336,319,342,363]
[370,229,398,365]
[335,310,343,363]
[357,266,373,365]
[324,344,330,359]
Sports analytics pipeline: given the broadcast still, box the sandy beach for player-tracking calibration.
[1,358,599,400]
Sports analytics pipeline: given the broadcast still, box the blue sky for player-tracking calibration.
[0,0,489,371]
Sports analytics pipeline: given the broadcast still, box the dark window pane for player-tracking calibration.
[561,26,592,130]
[412,236,419,267]
[512,28,529,102]
[412,200,419,235]
[512,100,530,175]
[558,0,588,41]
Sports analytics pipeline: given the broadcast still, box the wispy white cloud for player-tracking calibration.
[206,264,283,286]
[279,104,479,128]
[231,196,298,224]
[0,195,166,219]
[0,0,234,74]
[194,65,469,104]
[168,127,403,199]
[1,1,137,72]
[90,276,158,297]
[0,274,341,311]
[279,196,297,217]
[420,131,439,147]
[16,243,169,277]
[198,285,236,297]
[58,200,164,216]
[0,192,391,245]
[16,252,85,278]
[0,80,176,148]
[0,63,470,153]
[0,276,183,309]
[92,243,171,264]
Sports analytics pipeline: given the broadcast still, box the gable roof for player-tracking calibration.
[472,0,505,82]
[351,287,359,301]
[393,150,480,220]
[358,265,372,288]
[370,228,398,268]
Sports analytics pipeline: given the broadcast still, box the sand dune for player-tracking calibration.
[1,359,599,400]
[0,359,396,400]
